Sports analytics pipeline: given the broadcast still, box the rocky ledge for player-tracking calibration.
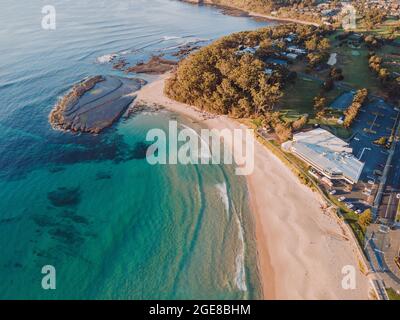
[49,75,145,134]
[125,55,177,74]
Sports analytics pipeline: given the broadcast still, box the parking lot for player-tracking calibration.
[327,97,399,214]
[350,98,398,181]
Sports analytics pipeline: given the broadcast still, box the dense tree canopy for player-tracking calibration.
[165,24,321,118]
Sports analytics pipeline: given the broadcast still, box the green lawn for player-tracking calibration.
[379,45,400,74]
[326,193,366,245]
[279,78,346,121]
[386,287,400,300]
[368,19,400,37]
[350,18,400,38]
[280,78,322,118]
[335,45,383,94]
[322,124,353,140]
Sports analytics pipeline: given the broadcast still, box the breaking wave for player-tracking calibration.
[234,208,247,292]
[216,182,230,218]
[96,53,118,64]
[179,123,212,161]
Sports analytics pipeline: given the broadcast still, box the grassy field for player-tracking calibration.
[335,44,383,94]
[386,287,400,300]
[379,45,400,74]
[279,77,346,119]
[279,75,353,139]
[365,19,400,38]
[327,193,366,245]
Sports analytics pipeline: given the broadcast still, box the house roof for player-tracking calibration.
[291,128,365,183]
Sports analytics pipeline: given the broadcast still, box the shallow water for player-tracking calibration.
[0,0,274,299]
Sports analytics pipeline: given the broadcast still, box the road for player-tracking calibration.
[378,114,400,223]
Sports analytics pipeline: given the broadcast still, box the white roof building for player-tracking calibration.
[284,128,365,184]
[264,68,273,75]
[236,46,260,56]
[287,46,307,55]
[284,52,299,60]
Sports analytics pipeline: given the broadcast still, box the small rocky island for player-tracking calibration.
[49,75,145,134]
[125,55,177,74]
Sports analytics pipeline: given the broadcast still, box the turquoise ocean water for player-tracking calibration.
[0,0,274,299]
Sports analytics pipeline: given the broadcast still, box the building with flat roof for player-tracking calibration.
[283,128,365,184]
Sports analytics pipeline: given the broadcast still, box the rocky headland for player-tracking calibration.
[125,55,177,74]
[49,75,145,134]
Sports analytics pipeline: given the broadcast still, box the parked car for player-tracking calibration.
[329,190,337,195]
[363,189,372,196]
[345,202,354,209]
[355,209,362,214]
[338,196,346,202]
[379,225,390,234]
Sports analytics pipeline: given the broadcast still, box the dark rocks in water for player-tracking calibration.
[48,166,65,173]
[0,216,22,225]
[49,226,84,246]
[172,44,201,58]
[126,55,177,74]
[31,214,59,227]
[131,142,152,160]
[59,210,89,225]
[49,75,146,134]
[127,101,165,117]
[47,187,81,207]
[95,171,112,180]
[113,58,129,70]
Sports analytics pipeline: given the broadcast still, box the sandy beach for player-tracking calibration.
[133,73,371,300]
[181,1,320,27]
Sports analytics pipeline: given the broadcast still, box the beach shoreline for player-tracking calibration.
[247,11,320,27]
[133,73,371,300]
[181,1,320,27]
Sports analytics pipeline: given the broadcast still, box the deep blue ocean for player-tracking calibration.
[0,0,274,299]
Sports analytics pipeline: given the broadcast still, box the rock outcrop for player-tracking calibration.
[126,56,177,74]
[49,75,145,134]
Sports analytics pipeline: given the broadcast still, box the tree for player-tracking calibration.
[319,38,331,52]
[292,115,308,131]
[165,23,325,119]
[307,53,323,68]
[343,89,368,128]
[322,78,334,91]
[330,67,344,81]
[275,122,293,142]
[305,35,319,51]
[313,96,326,118]
[378,68,390,83]
[358,209,373,229]
[374,136,387,145]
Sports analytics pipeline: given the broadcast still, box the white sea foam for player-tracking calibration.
[96,53,118,64]
[162,36,182,41]
[180,124,212,160]
[234,210,247,292]
[216,182,230,218]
